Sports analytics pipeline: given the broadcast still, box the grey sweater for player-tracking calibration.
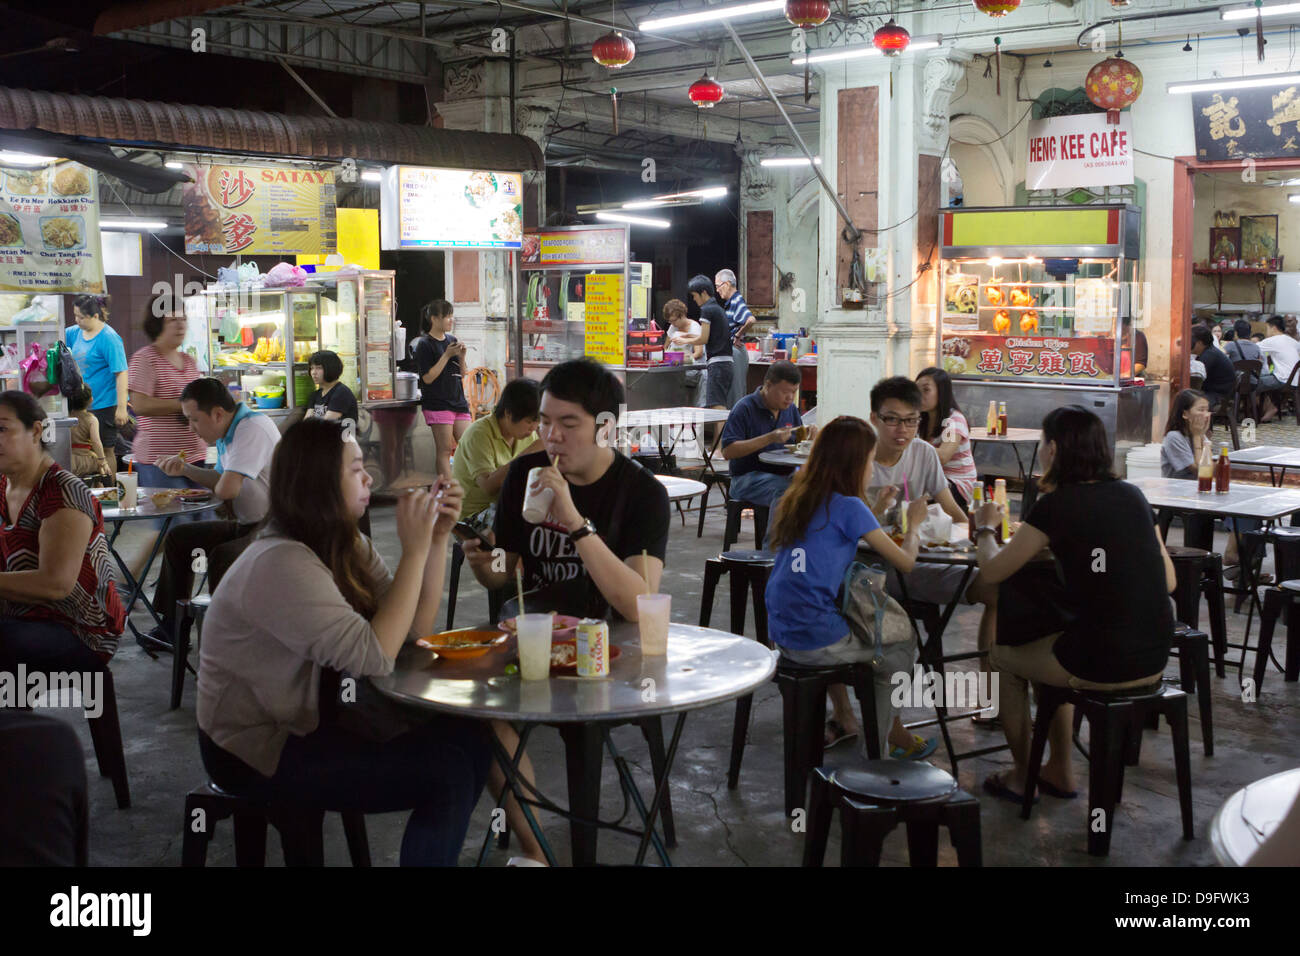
[197,532,400,777]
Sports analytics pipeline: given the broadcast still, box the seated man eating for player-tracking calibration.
[720,360,809,515]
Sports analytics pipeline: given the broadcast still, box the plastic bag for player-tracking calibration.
[19,341,49,395]
[263,262,306,288]
[11,303,51,324]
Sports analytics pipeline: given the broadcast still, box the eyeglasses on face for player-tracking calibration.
[879,414,921,428]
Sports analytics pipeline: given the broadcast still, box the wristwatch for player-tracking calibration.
[974,526,1000,540]
[569,517,598,542]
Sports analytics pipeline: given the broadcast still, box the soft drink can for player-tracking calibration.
[576,619,610,678]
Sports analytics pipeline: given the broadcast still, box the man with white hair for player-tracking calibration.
[715,268,756,408]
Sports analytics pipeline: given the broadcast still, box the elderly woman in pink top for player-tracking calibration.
[128,297,207,491]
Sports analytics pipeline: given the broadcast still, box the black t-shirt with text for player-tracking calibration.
[699,301,731,360]
[309,383,359,423]
[413,334,469,413]
[494,450,670,619]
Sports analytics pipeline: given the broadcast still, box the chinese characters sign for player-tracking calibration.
[1026,114,1133,190]
[941,334,1114,382]
[583,273,625,366]
[182,163,337,255]
[522,227,626,268]
[1193,86,1300,161]
[0,160,104,293]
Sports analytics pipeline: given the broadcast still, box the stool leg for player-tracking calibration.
[780,676,828,816]
[727,694,752,790]
[1203,560,1228,678]
[850,666,882,760]
[1165,696,1196,841]
[638,718,678,848]
[728,566,749,637]
[1287,602,1300,682]
[839,798,895,867]
[341,813,372,866]
[753,506,769,550]
[723,502,741,552]
[699,560,722,627]
[752,567,771,648]
[1191,639,1214,756]
[696,483,710,539]
[1254,589,1283,696]
[802,767,836,867]
[171,601,192,710]
[905,816,941,867]
[233,812,269,867]
[182,796,216,867]
[1086,706,1128,857]
[1022,689,1064,819]
[1173,565,1201,629]
[446,543,464,631]
[86,671,130,809]
[943,791,983,867]
[276,810,325,866]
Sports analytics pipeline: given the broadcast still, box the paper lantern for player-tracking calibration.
[688,74,724,109]
[785,0,831,28]
[872,19,911,57]
[972,0,1021,17]
[592,31,635,69]
[1085,54,1143,124]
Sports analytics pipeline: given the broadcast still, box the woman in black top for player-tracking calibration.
[305,350,359,424]
[412,299,471,479]
[972,405,1175,803]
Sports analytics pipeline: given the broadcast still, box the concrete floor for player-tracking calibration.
[61,495,1300,867]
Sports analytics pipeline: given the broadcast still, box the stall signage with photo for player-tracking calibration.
[942,334,1114,382]
[0,160,104,293]
[380,166,523,250]
[183,162,336,255]
[522,227,625,268]
[584,273,625,366]
[1193,85,1300,161]
[1026,113,1133,190]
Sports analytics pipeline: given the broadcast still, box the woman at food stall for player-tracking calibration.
[66,295,129,474]
[0,390,125,673]
[916,367,977,510]
[413,299,470,479]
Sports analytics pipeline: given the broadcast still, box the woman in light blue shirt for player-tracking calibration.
[65,295,129,473]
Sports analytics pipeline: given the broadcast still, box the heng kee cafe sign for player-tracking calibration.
[1025,113,1134,191]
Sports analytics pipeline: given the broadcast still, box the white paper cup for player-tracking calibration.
[516,612,554,680]
[116,472,138,511]
[521,466,556,524]
[636,593,671,656]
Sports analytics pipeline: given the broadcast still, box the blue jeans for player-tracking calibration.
[132,462,205,529]
[0,617,106,672]
[199,717,492,866]
[729,469,792,512]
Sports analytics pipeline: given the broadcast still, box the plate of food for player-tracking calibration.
[0,213,22,247]
[498,614,582,641]
[549,639,622,672]
[176,488,213,503]
[90,486,120,505]
[149,490,181,509]
[416,628,509,659]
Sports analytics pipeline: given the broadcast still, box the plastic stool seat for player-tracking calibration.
[830,760,958,804]
[720,549,776,565]
[1280,579,1300,594]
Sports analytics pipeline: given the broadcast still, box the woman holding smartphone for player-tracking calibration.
[413,299,471,479]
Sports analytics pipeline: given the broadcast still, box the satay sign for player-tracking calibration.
[1025,113,1134,190]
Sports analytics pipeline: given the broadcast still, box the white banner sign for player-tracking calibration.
[1026,113,1134,190]
[0,160,104,293]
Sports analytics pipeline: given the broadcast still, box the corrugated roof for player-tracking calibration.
[0,86,544,172]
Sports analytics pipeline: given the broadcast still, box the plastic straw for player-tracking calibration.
[641,549,651,595]
[515,564,525,616]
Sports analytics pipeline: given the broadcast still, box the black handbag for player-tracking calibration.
[55,342,84,399]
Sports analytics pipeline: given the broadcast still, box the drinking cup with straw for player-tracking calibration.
[514,564,552,680]
[636,547,670,655]
[900,474,911,536]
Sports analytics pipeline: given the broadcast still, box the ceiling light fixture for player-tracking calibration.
[0,150,57,166]
[596,211,671,228]
[791,35,941,67]
[1167,71,1300,93]
[1222,2,1300,21]
[641,0,784,32]
[760,156,822,166]
[1290,194,1300,203]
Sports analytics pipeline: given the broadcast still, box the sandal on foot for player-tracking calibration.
[983,773,1039,805]
[825,719,859,749]
[889,734,938,760]
[1036,778,1079,799]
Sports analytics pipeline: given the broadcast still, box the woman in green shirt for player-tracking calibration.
[451,378,543,535]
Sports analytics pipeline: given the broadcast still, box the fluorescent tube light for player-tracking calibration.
[164,160,185,170]
[100,219,168,230]
[1222,2,1300,21]
[761,156,822,166]
[0,150,57,166]
[620,186,728,209]
[361,170,383,182]
[1290,194,1300,203]
[596,211,670,228]
[791,36,941,67]
[641,0,783,32]
[1167,72,1300,94]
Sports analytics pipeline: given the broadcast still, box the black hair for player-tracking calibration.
[764,360,801,386]
[180,377,237,414]
[1041,405,1114,487]
[1189,324,1213,348]
[419,299,453,335]
[495,377,541,422]
[1222,327,1236,342]
[1267,315,1286,333]
[687,274,715,298]
[540,358,625,424]
[916,366,962,442]
[308,350,344,382]
[1164,388,1208,438]
[143,303,165,341]
[1233,318,1252,339]
[72,294,109,320]
[870,375,923,413]
[0,389,48,445]
[69,384,93,412]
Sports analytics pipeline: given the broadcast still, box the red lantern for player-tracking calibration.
[688,74,724,109]
[591,31,635,69]
[972,0,1021,17]
[785,0,830,28]
[872,19,910,57]
[1085,54,1143,124]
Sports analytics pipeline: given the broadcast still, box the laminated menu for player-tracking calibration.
[0,161,105,293]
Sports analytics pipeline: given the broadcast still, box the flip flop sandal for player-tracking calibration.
[825,720,859,749]
[889,734,938,760]
[971,711,1001,727]
[983,774,1039,805]
[1036,778,1079,799]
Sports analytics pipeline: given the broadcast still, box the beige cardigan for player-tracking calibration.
[197,532,399,777]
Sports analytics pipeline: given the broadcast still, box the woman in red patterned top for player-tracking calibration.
[0,391,125,670]
[128,299,207,488]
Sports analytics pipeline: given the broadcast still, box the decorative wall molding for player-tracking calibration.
[921,51,973,153]
[445,62,486,99]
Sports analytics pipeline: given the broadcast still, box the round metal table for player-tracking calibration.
[656,475,707,503]
[373,622,776,866]
[758,448,808,469]
[1210,767,1300,865]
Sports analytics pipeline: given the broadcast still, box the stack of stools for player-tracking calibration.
[802,760,981,866]
[182,781,371,867]
[1022,682,1194,857]
[1252,526,1300,694]
[1166,546,1228,677]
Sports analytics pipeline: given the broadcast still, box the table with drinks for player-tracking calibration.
[372,612,777,866]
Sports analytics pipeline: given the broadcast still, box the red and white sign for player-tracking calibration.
[1025,113,1133,190]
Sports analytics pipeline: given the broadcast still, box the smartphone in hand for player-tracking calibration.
[452,521,490,548]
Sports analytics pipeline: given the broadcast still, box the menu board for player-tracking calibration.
[0,160,104,293]
[380,166,523,250]
[522,227,625,268]
[584,273,625,366]
[182,162,337,255]
[363,278,394,400]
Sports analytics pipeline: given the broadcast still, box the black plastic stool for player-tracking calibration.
[182,781,371,867]
[171,595,210,709]
[1253,581,1300,694]
[722,499,769,552]
[1167,547,1228,678]
[1170,625,1214,755]
[774,660,880,815]
[446,541,505,631]
[695,471,731,538]
[1023,682,1194,857]
[86,665,130,809]
[699,551,774,789]
[803,760,981,866]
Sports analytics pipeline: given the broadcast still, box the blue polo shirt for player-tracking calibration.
[721,388,803,477]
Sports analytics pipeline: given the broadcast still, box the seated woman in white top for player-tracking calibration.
[197,418,490,866]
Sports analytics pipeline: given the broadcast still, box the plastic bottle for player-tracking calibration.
[969,482,984,528]
[986,400,998,436]
[1197,442,1214,493]
[1215,444,1231,494]
[998,402,1008,437]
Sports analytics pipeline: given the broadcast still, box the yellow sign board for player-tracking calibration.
[298,208,379,272]
[947,208,1114,248]
[182,162,337,255]
[584,273,625,366]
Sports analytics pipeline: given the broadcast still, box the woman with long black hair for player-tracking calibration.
[916,366,977,511]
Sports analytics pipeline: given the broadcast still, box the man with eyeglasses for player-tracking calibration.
[714,269,755,408]
[721,361,810,516]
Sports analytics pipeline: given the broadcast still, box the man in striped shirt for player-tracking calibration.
[715,269,755,408]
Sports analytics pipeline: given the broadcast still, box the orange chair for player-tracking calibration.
[463,367,501,419]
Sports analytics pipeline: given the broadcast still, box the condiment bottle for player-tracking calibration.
[994,478,1009,542]
[987,400,998,436]
[1215,444,1231,494]
[1197,442,1214,493]
[998,401,1008,436]
[969,482,984,528]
